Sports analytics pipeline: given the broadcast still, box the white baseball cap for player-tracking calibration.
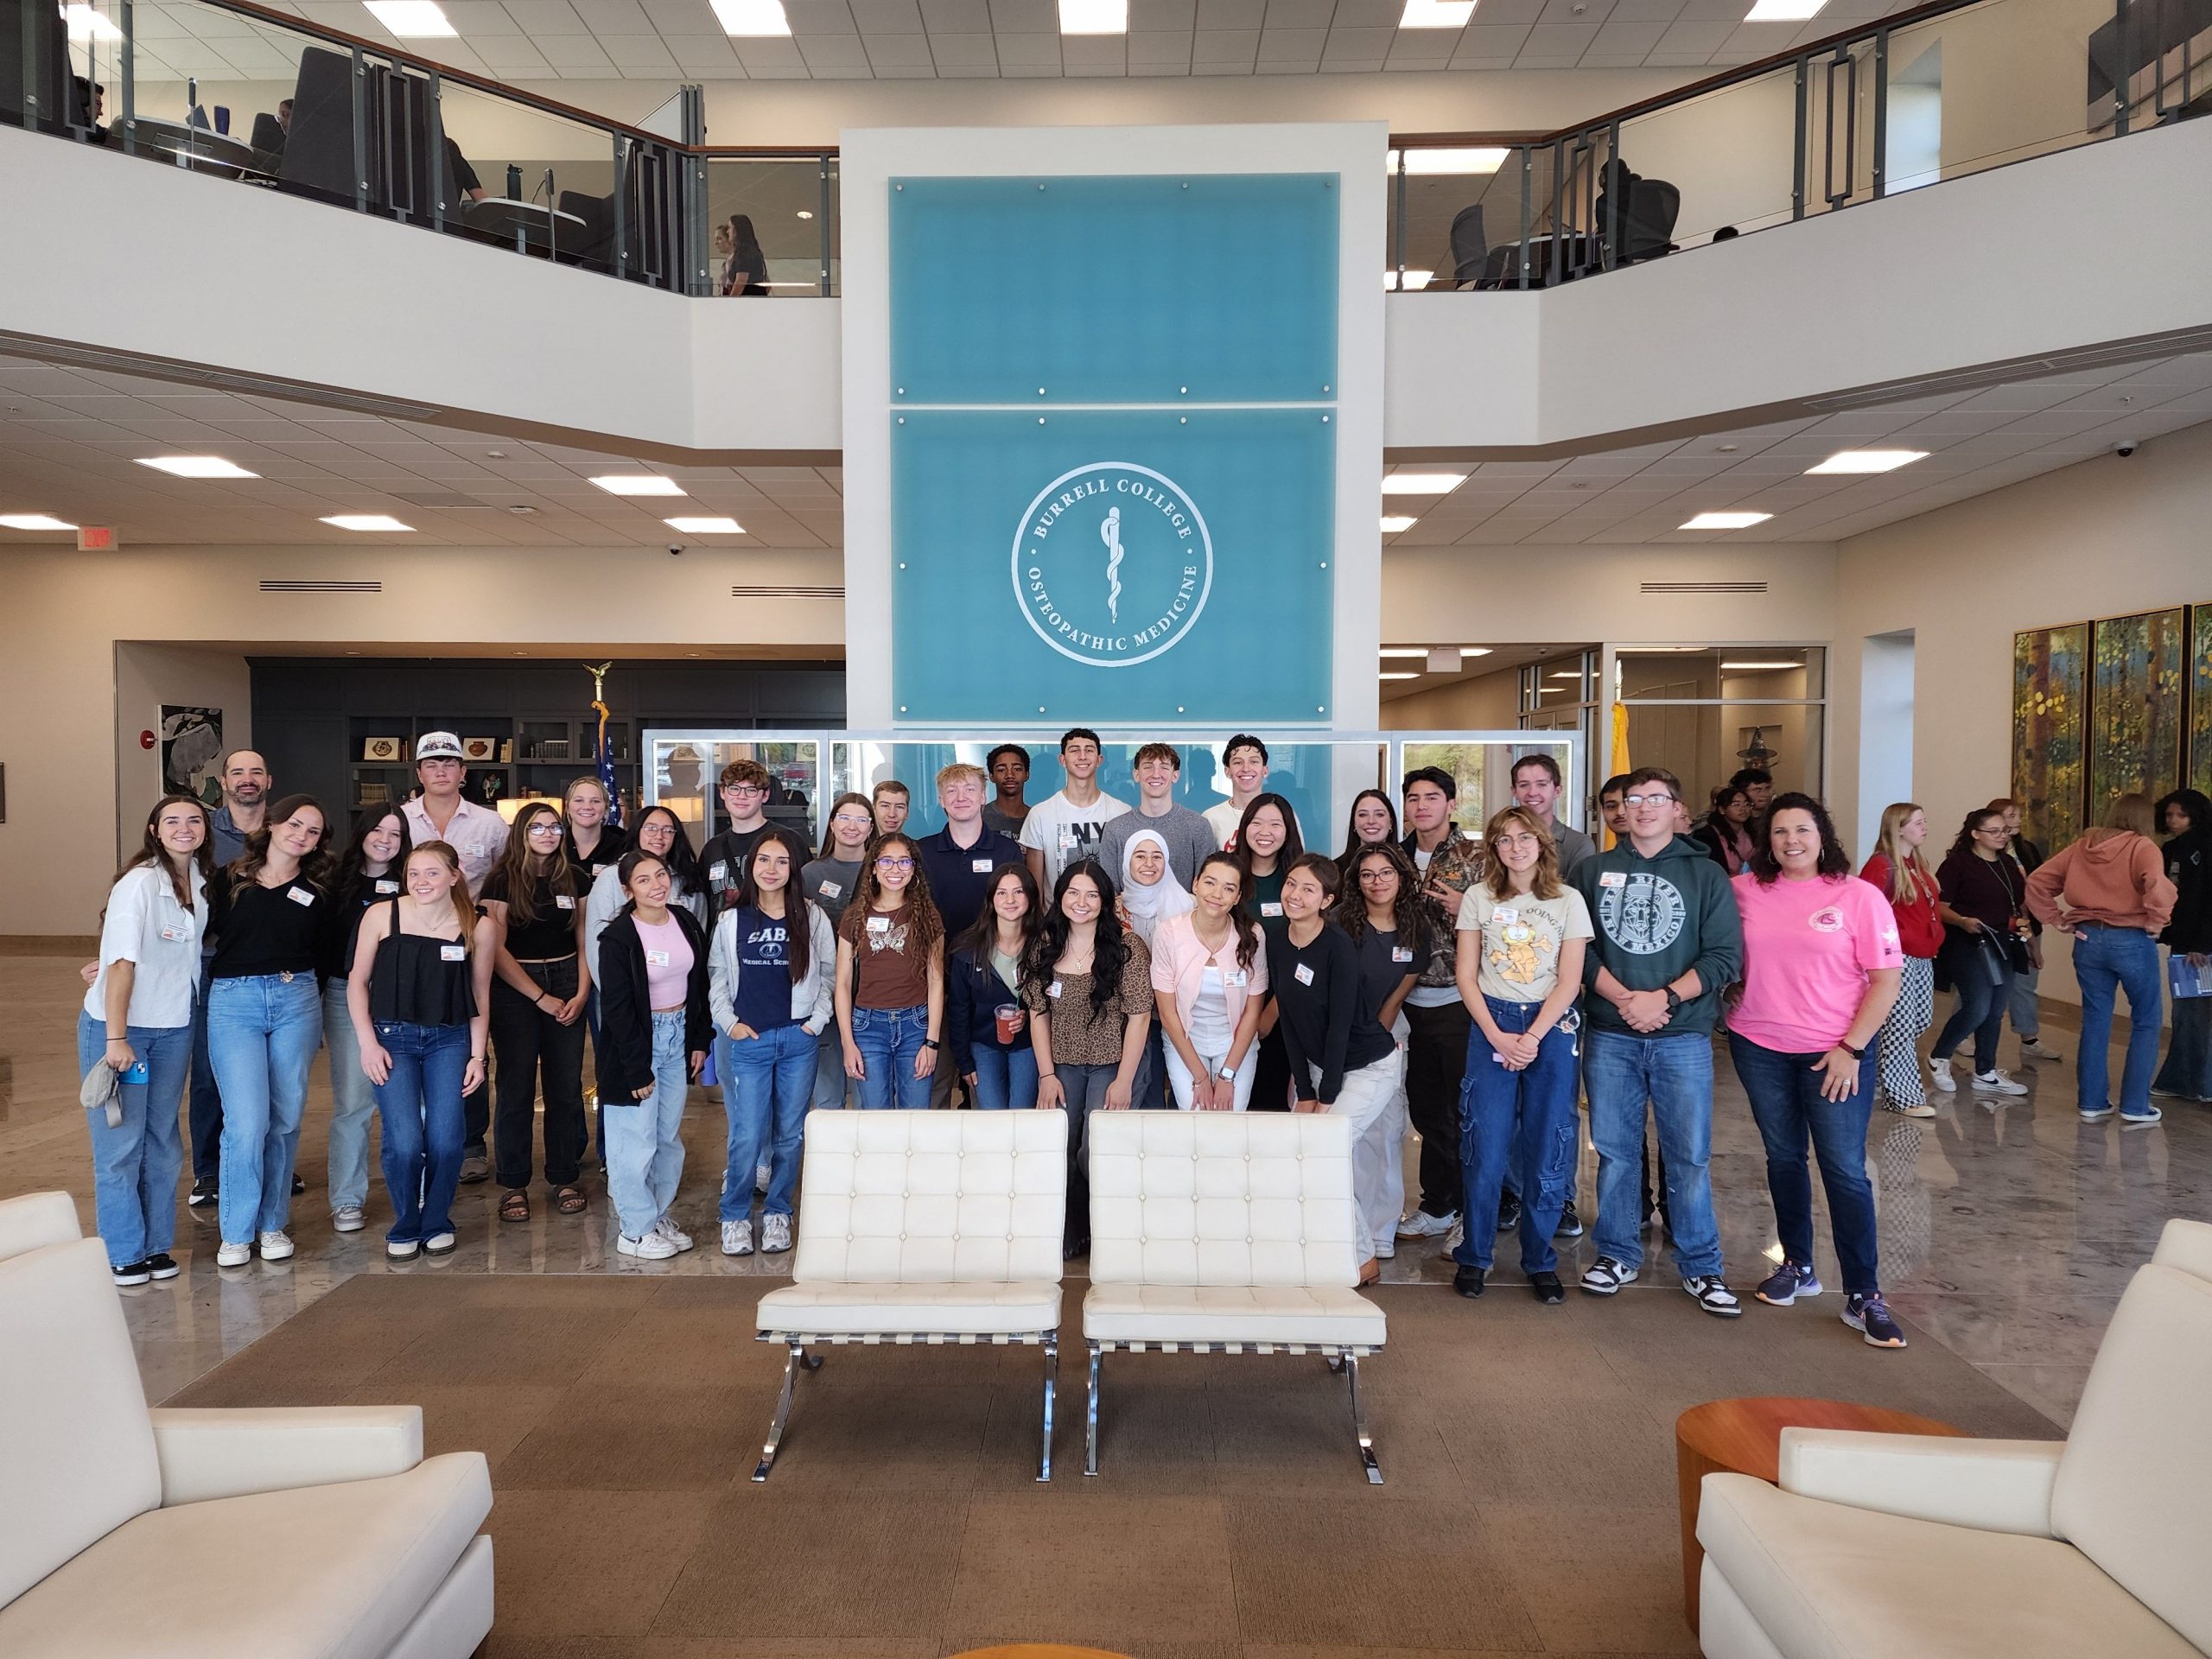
[416,730,466,761]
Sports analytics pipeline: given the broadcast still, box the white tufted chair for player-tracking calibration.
[752,1108,1070,1481]
[1082,1110,1389,1482]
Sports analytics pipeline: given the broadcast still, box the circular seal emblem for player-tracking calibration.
[1596,872,1688,957]
[1011,461,1214,669]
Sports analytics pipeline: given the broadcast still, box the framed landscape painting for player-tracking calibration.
[2088,608,2186,815]
[2012,623,2086,852]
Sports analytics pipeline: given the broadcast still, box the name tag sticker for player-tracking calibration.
[1494,906,1519,925]
[374,879,400,895]
[287,887,315,906]
[556,894,576,910]
[971,858,994,873]
[160,923,192,942]
[645,950,671,968]
[1260,901,1284,918]
[709,861,728,882]
[1232,969,1249,986]
[867,915,890,933]
[818,880,841,897]
[1599,872,1627,889]
[1391,945,1414,963]
[1294,963,1315,987]
[1047,980,1063,999]
[440,944,467,963]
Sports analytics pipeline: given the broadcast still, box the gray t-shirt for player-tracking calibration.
[1098,803,1218,890]
[982,802,1027,842]
[799,855,863,921]
[1550,820,1596,878]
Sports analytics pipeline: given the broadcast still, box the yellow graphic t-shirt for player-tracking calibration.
[1454,887,1595,1005]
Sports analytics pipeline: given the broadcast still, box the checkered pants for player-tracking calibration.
[1876,955,1936,1108]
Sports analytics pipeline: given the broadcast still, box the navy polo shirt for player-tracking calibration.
[914,821,1025,938]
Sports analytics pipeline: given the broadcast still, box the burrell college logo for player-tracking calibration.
[1011,462,1214,669]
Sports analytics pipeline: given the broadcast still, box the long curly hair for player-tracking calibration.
[836,831,944,959]
[1023,858,1132,1021]
[1746,792,1853,884]
[1335,842,1431,954]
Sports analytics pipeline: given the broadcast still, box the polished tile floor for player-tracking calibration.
[5,947,2203,1427]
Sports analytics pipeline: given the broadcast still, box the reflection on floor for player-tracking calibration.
[3,950,2202,1427]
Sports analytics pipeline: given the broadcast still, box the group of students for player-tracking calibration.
[78,728,2206,1354]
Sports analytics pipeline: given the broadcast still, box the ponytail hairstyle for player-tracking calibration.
[404,842,479,955]
[734,826,816,983]
[1191,850,1262,975]
[228,793,330,899]
[111,792,215,915]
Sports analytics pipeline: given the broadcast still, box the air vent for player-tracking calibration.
[259,579,384,594]
[1641,581,1767,594]
[733,585,843,601]
[0,333,441,420]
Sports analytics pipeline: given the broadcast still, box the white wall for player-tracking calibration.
[111,645,254,825]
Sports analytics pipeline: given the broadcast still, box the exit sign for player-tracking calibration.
[76,526,118,551]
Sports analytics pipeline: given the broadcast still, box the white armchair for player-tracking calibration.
[1697,1217,2212,1659]
[0,1192,493,1659]
[1083,1110,1388,1482]
[753,1107,1069,1481]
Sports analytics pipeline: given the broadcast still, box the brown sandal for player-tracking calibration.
[554,1184,588,1216]
[498,1188,531,1224]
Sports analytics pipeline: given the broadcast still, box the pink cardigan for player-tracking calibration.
[1148,910,1270,1030]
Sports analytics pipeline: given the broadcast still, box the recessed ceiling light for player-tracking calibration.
[1380,647,1429,658]
[0,512,76,531]
[1806,448,1929,474]
[137,455,259,479]
[1744,0,1824,16]
[1680,511,1772,531]
[590,474,686,497]
[1382,473,1465,494]
[1381,515,1417,532]
[664,516,745,534]
[321,513,414,531]
[1719,660,1803,670]
[363,0,456,35]
[1058,0,1126,29]
[796,210,814,219]
[1398,0,1474,26]
[1387,269,1434,290]
[709,0,791,33]
[62,4,122,39]
[1379,671,1421,681]
[1386,147,1510,175]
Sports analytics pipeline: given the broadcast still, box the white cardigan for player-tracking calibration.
[708,902,836,1036]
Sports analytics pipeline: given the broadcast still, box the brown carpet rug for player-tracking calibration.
[168,1274,2058,1659]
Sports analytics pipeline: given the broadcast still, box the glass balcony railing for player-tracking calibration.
[9,0,2200,298]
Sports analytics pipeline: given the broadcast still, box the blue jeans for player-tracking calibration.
[207,974,322,1245]
[188,956,221,1182]
[850,1004,932,1110]
[2074,924,2164,1116]
[721,1020,814,1221]
[1933,938,2012,1074]
[1584,1027,1723,1277]
[606,1010,690,1238]
[811,1025,848,1110]
[969,1043,1039,1110]
[1727,1033,1880,1294]
[1453,1000,1580,1275]
[322,980,377,1213]
[373,1020,470,1244]
[76,1011,188,1267]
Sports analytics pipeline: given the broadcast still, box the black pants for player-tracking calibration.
[490,957,587,1190]
[1404,999,1473,1220]
[1250,1016,1293,1111]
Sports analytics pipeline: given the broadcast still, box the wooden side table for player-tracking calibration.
[1675,1395,1967,1632]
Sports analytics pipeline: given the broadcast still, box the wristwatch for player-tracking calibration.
[1662,987,1683,1016]
[921,1038,940,1051]
[1217,1064,1239,1081]
[1838,1039,1866,1059]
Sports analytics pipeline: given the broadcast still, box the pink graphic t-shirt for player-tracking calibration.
[1727,874,1903,1053]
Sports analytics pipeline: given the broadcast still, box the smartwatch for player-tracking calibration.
[1662,987,1683,1016]
[1838,1039,1866,1059]
[921,1038,940,1051]
[1217,1064,1239,1081]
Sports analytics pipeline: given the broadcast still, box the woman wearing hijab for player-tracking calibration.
[1119,827,1192,1107]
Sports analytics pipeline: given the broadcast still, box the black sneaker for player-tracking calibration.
[1554,1199,1583,1238]
[1452,1265,1487,1298]
[1529,1271,1565,1305]
[188,1178,218,1209]
[1843,1292,1908,1348]
[1496,1194,1522,1234]
[146,1252,181,1280]
[111,1260,152,1287]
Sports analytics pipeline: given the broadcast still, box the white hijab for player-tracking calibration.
[1118,828,1194,947]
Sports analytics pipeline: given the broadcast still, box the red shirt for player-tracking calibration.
[1859,853,1943,958]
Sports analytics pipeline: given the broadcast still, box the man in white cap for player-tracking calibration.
[401,731,511,1179]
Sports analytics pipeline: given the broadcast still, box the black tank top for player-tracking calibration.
[368,898,477,1027]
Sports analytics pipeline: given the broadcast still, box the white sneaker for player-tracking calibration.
[215,1240,252,1268]
[1372,1240,1395,1260]
[1395,1209,1459,1239]
[424,1231,457,1255]
[755,1161,771,1194]
[761,1212,792,1253]
[1971,1069,2029,1096]
[1928,1057,1956,1093]
[721,1219,754,1256]
[654,1215,695,1253]
[617,1231,680,1260]
[332,1205,366,1234]
[2020,1037,2064,1064]
[1884,1099,1939,1119]
[257,1230,295,1262]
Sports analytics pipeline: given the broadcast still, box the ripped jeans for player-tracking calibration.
[1452,996,1581,1274]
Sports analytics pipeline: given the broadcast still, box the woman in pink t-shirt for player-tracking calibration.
[1726,794,1905,1349]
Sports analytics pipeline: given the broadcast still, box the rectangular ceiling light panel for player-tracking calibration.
[1058,0,1128,32]
[363,0,457,35]
[1399,0,1475,25]
[709,0,791,34]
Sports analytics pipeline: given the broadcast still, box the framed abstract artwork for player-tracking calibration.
[2012,624,2087,852]
[2192,602,2212,798]
[2088,608,2186,814]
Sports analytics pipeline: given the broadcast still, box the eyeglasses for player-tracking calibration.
[525,820,564,836]
[1357,868,1397,882]
[874,855,914,870]
[725,784,768,798]
[1623,793,1675,807]
[832,810,873,825]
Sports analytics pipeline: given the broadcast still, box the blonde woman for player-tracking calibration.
[1859,804,1942,1118]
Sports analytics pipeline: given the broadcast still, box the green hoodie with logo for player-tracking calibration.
[1572,832,1744,1036]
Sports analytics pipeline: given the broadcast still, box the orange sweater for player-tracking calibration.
[2024,832,2176,934]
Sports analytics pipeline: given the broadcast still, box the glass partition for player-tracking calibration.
[1389,734,1585,842]
[703,153,836,296]
[641,731,826,852]
[1616,58,1803,246]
